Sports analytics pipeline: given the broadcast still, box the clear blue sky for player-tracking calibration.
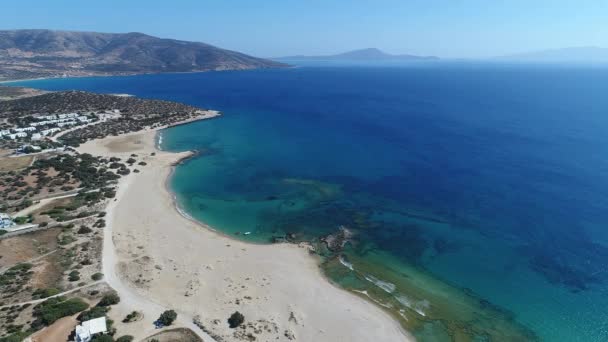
[2,0,607,58]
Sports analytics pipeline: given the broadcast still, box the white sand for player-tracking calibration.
[77,122,412,342]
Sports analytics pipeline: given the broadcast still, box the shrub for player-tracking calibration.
[77,306,109,322]
[116,336,134,342]
[228,311,245,328]
[32,297,88,326]
[77,226,92,234]
[122,311,139,323]
[157,310,177,326]
[97,293,120,307]
[32,288,60,299]
[91,335,114,342]
[68,270,80,282]
[91,273,103,281]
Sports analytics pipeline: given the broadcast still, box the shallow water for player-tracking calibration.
[15,63,608,341]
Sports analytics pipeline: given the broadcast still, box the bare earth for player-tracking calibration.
[77,119,411,341]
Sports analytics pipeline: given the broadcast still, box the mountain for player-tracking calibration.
[497,46,608,63]
[275,48,438,62]
[0,29,287,80]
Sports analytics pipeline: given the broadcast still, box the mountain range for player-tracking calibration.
[275,48,438,62]
[0,29,286,80]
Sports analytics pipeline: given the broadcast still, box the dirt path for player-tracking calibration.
[0,280,102,309]
[29,313,78,342]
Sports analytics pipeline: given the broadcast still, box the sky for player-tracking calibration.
[1,0,607,59]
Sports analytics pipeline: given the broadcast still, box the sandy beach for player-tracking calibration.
[76,117,411,342]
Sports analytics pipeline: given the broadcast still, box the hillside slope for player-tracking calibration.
[0,29,286,80]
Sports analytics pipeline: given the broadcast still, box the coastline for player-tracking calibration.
[77,120,413,341]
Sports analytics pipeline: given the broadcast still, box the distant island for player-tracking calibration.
[496,46,608,64]
[275,48,438,62]
[0,29,287,81]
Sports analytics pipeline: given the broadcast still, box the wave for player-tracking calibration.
[175,203,194,221]
[157,132,164,148]
[396,294,429,317]
[364,274,396,293]
[339,255,354,271]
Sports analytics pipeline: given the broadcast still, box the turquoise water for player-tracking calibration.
[14,64,608,341]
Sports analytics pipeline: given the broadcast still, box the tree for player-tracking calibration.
[91,335,114,342]
[116,336,134,342]
[157,310,177,326]
[77,226,92,234]
[97,292,120,307]
[228,311,245,328]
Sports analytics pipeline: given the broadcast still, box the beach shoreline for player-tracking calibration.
[76,117,413,341]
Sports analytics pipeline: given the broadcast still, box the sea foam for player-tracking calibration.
[364,274,396,293]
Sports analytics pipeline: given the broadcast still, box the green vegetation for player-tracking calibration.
[31,296,88,328]
[0,331,31,342]
[0,263,33,299]
[91,272,103,281]
[12,217,28,225]
[68,270,80,282]
[77,226,92,234]
[116,336,134,342]
[58,233,76,246]
[32,287,61,299]
[77,306,109,322]
[97,292,120,307]
[122,311,139,323]
[91,335,114,342]
[157,310,177,326]
[228,311,245,328]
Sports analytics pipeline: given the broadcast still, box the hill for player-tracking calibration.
[275,48,438,62]
[0,29,287,80]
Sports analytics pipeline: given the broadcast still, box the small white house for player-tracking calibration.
[14,127,36,132]
[59,113,79,119]
[0,213,14,229]
[0,130,10,136]
[75,317,107,342]
[38,114,57,120]
[31,133,42,141]
[7,132,27,139]
[41,128,61,136]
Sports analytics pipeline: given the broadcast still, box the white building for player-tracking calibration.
[58,122,77,127]
[0,213,14,229]
[58,113,79,119]
[77,116,91,123]
[0,130,10,135]
[31,133,42,141]
[75,317,107,342]
[7,132,27,139]
[41,128,61,136]
[14,127,36,132]
[36,115,57,120]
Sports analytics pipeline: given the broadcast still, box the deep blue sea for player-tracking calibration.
[14,63,608,341]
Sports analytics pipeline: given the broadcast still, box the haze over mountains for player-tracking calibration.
[275,48,438,62]
[0,29,286,80]
[497,46,608,63]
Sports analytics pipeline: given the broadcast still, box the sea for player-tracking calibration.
[14,61,608,341]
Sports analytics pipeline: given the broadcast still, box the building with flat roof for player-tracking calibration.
[0,213,15,229]
[75,317,107,342]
